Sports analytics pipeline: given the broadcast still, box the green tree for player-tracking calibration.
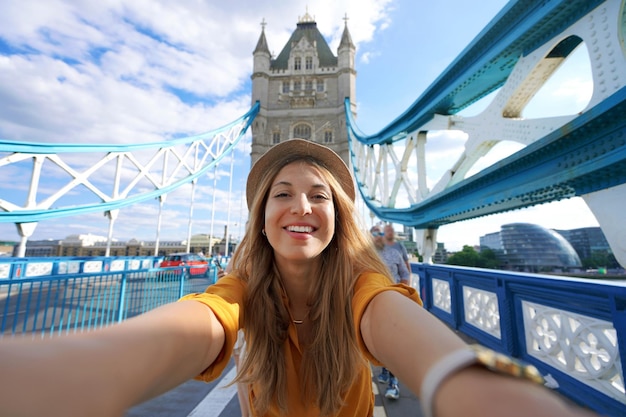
[476,248,500,269]
[582,251,620,270]
[447,245,480,267]
[447,246,500,269]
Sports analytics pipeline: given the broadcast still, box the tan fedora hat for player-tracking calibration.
[246,138,355,209]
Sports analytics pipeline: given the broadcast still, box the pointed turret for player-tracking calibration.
[251,18,270,138]
[338,14,356,110]
[253,18,271,73]
[253,20,270,55]
[338,16,355,51]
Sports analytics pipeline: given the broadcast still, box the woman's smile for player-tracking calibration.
[284,224,317,239]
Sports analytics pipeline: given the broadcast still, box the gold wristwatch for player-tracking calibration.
[420,344,545,417]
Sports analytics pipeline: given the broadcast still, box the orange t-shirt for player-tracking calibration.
[179,272,422,417]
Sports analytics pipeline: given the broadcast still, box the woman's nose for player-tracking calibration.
[291,193,312,215]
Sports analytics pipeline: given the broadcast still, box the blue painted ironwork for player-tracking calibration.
[0,256,218,337]
[411,263,626,416]
[348,0,604,144]
[348,86,626,227]
[0,102,259,223]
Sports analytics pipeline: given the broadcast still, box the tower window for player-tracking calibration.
[293,124,311,140]
[317,81,324,92]
[324,130,333,143]
[294,81,301,91]
[305,80,313,91]
[282,82,289,93]
[294,57,301,70]
[272,131,281,144]
[305,57,313,70]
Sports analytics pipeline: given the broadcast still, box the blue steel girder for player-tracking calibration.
[346,0,626,229]
[0,103,259,223]
[350,0,605,145]
[370,85,626,228]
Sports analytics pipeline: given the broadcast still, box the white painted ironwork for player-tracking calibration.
[83,261,104,273]
[57,261,81,274]
[0,264,10,279]
[432,278,451,313]
[0,104,258,257]
[463,286,501,338]
[24,262,54,277]
[522,300,625,404]
[110,260,126,272]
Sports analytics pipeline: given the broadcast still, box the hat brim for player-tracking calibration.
[246,139,355,209]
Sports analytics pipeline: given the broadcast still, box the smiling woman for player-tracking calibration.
[0,139,599,417]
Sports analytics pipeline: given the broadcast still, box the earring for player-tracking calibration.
[262,229,266,236]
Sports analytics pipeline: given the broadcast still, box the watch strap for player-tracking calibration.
[420,344,545,417]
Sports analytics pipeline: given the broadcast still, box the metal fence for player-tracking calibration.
[412,263,626,417]
[2,256,624,415]
[0,256,218,338]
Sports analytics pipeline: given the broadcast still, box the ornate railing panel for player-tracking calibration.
[413,263,626,416]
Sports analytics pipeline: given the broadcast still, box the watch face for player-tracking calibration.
[470,345,544,385]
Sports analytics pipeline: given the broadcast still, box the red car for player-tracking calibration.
[159,253,209,277]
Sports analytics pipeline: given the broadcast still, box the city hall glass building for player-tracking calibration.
[481,223,581,273]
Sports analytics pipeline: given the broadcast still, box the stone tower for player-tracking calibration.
[250,11,356,167]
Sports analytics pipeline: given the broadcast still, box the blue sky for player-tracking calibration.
[0,0,598,251]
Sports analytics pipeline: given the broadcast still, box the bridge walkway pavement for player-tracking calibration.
[124,327,589,417]
[125,361,423,417]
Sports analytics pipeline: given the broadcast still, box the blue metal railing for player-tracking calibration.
[2,255,623,415]
[411,263,626,417]
[0,256,220,338]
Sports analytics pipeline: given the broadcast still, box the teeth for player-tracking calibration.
[286,225,314,233]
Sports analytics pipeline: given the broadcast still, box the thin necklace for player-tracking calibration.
[293,319,304,324]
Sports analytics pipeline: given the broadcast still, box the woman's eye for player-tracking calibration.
[274,192,289,198]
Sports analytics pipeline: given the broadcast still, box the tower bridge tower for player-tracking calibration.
[250,11,356,166]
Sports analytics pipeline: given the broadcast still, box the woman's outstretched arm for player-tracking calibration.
[0,300,224,417]
[361,290,598,417]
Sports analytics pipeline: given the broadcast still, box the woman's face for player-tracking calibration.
[264,161,335,266]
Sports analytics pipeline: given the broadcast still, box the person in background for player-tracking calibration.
[0,139,598,417]
[371,224,410,399]
[384,223,411,274]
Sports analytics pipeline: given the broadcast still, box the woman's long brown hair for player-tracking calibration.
[230,155,391,416]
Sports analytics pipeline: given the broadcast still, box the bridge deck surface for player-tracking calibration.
[125,362,422,417]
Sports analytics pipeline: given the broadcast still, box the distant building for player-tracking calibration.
[15,233,234,258]
[396,225,417,256]
[479,232,502,251]
[480,223,581,273]
[0,241,17,257]
[432,242,448,264]
[13,239,62,257]
[556,227,611,261]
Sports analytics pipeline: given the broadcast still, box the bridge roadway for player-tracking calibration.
[125,361,422,417]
